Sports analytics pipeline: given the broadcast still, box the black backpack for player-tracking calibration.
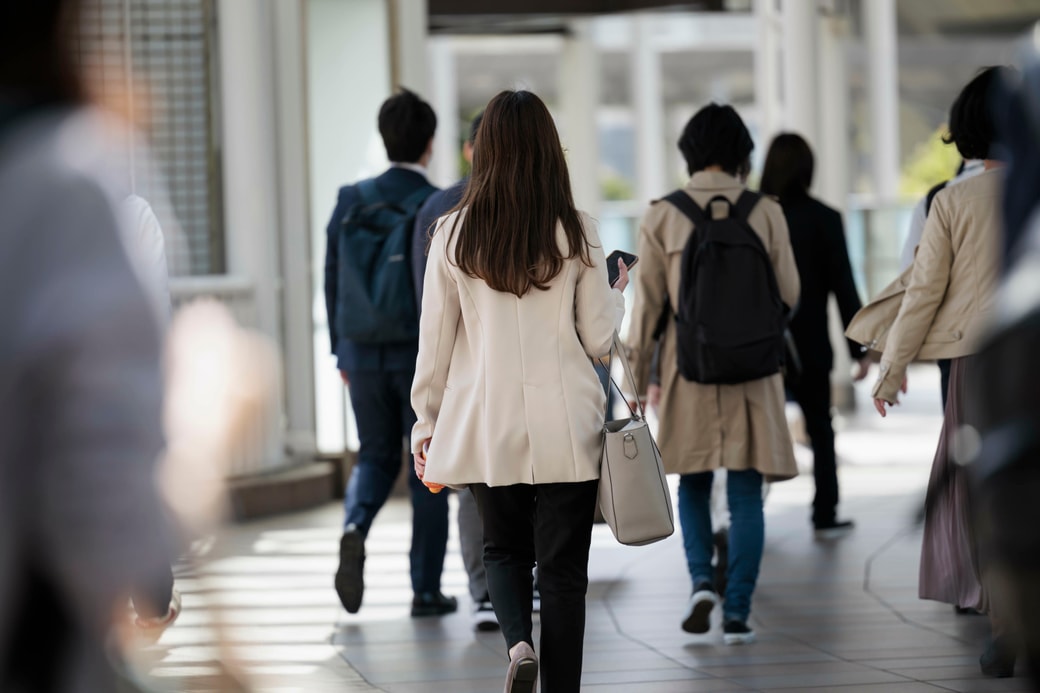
[334,179,435,344]
[663,190,787,384]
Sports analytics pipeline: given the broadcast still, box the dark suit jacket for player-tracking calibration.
[412,177,467,308]
[780,195,863,372]
[323,166,436,372]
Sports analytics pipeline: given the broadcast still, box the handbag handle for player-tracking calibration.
[596,332,647,422]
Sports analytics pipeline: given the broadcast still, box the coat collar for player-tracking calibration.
[687,170,742,191]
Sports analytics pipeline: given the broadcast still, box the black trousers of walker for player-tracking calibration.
[789,368,839,527]
[470,479,598,693]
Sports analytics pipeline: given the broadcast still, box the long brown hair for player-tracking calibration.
[447,90,591,297]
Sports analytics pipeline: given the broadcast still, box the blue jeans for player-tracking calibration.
[678,469,764,622]
[343,368,449,595]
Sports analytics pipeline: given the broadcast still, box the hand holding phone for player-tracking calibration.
[606,250,638,288]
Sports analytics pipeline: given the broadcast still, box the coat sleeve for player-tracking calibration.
[763,200,801,312]
[873,192,954,402]
[824,207,865,359]
[324,187,352,355]
[574,216,625,360]
[625,205,670,396]
[410,222,462,454]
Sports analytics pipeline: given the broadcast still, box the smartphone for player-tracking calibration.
[606,249,639,288]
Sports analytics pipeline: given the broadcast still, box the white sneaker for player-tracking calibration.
[472,600,499,632]
[722,619,756,645]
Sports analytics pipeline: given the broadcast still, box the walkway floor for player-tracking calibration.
[137,368,1032,692]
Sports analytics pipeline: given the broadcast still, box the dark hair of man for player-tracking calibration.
[678,103,754,177]
[467,111,483,146]
[760,133,815,203]
[943,66,1013,161]
[448,90,591,298]
[0,0,84,104]
[378,87,437,163]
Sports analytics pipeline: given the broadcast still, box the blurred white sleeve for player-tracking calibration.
[122,194,172,323]
[899,198,927,273]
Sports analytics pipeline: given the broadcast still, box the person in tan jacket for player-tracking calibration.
[410,90,627,693]
[862,66,1013,678]
[626,103,800,645]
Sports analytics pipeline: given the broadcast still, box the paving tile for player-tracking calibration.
[141,375,1025,693]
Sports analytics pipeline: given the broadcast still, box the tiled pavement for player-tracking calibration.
[137,368,1034,692]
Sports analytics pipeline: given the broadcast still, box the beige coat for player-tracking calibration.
[853,169,1002,403]
[410,210,625,488]
[625,172,801,481]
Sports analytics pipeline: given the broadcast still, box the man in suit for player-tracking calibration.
[412,113,501,632]
[324,88,455,618]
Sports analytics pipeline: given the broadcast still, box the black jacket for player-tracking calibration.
[780,195,863,372]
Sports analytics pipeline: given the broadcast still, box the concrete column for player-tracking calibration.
[863,0,900,202]
[631,15,666,205]
[560,19,601,217]
[753,0,782,149]
[780,0,819,149]
[389,0,429,93]
[307,0,391,454]
[271,0,317,458]
[817,11,857,410]
[429,37,460,188]
[217,0,284,469]
[816,12,850,211]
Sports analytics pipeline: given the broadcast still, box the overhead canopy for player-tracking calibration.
[428,0,728,34]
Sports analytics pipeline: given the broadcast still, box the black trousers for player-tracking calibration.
[789,368,839,526]
[470,480,598,693]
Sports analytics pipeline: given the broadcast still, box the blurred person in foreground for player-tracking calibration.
[625,103,800,644]
[410,90,627,693]
[857,67,1014,675]
[0,1,175,690]
[966,44,1040,686]
[760,133,869,538]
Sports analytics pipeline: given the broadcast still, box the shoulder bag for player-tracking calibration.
[598,333,675,546]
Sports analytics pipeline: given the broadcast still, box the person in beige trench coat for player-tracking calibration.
[626,104,800,645]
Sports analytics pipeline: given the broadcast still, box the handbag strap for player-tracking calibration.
[596,332,647,422]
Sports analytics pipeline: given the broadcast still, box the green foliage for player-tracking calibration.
[899,126,962,200]
[601,171,635,201]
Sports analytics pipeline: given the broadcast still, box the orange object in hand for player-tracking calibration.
[419,440,444,494]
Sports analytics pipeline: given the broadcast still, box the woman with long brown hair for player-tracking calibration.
[410,89,627,693]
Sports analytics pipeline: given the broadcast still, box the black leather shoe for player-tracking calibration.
[411,591,458,617]
[335,525,365,614]
[980,636,1016,678]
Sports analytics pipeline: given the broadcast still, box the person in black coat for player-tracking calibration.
[761,133,869,536]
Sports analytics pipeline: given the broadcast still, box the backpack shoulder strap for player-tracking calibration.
[661,190,708,227]
[356,178,382,207]
[399,183,437,213]
[925,180,948,217]
[732,190,761,222]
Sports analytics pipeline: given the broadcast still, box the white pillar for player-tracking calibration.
[864,0,900,202]
[780,0,819,148]
[560,19,601,217]
[217,0,284,468]
[307,0,391,454]
[429,37,460,188]
[389,0,429,93]
[272,0,317,458]
[816,13,850,211]
[632,15,666,204]
[754,0,783,146]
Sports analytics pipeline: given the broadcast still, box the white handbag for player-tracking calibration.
[598,333,675,546]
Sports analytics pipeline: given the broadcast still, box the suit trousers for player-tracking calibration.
[471,480,598,693]
[458,487,490,603]
[344,369,449,594]
[789,368,840,526]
